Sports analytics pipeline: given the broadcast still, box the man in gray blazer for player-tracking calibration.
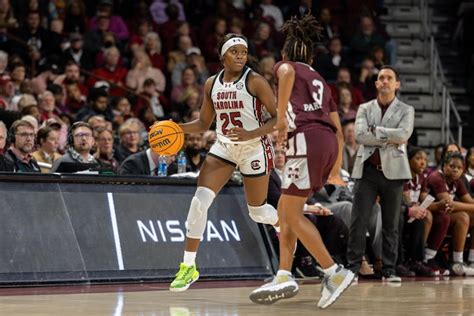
[346,65,414,282]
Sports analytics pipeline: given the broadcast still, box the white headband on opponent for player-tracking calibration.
[220,37,248,56]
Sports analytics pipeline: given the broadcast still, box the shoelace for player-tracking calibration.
[176,265,193,279]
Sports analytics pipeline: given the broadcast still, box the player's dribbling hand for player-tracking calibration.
[228,127,253,141]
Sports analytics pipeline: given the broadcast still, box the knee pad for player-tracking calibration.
[248,203,278,226]
[186,186,216,239]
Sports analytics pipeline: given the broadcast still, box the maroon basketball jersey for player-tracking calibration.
[274,61,337,132]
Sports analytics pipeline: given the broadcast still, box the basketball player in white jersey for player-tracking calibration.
[169,34,281,292]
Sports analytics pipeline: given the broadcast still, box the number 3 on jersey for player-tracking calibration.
[220,112,243,135]
[311,79,323,107]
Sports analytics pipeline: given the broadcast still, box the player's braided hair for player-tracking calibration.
[281,14,322,63]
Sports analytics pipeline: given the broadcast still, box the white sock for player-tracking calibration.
[469,250,474,263]
[323,264,338,276]
[453,251,463,263]
[183,251,196,266]
[276,269,292,277]
[424,248,437,263]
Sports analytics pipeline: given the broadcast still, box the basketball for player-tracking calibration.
[148,121,184,156]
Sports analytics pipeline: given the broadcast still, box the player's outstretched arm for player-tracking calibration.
[179,77,216,134]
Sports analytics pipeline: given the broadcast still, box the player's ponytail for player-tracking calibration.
[281,14,322,63]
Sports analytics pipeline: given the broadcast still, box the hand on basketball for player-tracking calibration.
[228,127,253,141]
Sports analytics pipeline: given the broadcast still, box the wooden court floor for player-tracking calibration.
[0,278,473,315]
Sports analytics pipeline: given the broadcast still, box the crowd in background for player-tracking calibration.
[0,0,474,279]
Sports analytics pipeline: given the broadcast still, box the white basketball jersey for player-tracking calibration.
[211,67,264,144]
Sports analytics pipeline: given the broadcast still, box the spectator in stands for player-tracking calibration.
[350,15,386,65]
[347,66,414,282]
[330,67,365,108]
[114,119,143,163]
[167,34,193,74]
[315,37,347,82]
[466,148,474,195]
[129,19,153,52]
[318,7,339,47]
[63,33,95,71]
[88,47,128,97]
[202,17,226,72]
[0,74,14,110]
[83,14,113,57]
[63,0,87,34]
[400,147,436,276]
[135,78,169,120]
[372,46,386,70]
[149,0,186,25]
[201,130,216,152]
[51,121,97,172]
[424,152,474,276]
[32,125,62,173]
[248,21,278,60]
[4,119,40,172]
[0,0,18,29]
[0,120,12,171]
[0,51,8,74]
[342,119,358,174]
[183,133,206,172]
[12,10,61,68]
[94,127,119,173]
[171,66,203,105]
[466,148,474,181]
[357,57,378,100]
[111,96,133,127]
[54,61,88,97]
[158,3,183,55]
[88,0,129,41]
[337,83,357,123]
[10,63,26,96]
[64,81,86,117]
[76,87,113,123]
[172,47,209,87]
[144,32,165,71]
[38,90,61,123]
[126,49,166,94]
[260,0,284,30]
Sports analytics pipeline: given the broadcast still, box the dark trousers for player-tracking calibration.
[402,215,425,262]
[347,163,405,275]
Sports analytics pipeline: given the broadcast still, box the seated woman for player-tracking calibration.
[400,147,437,276]
[423,152,474,276]
[32,126,62,173]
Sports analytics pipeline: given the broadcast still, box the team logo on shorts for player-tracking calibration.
[251,160,261,170]
[235,82,244,90]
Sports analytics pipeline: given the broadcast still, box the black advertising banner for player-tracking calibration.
[0,180,273,284]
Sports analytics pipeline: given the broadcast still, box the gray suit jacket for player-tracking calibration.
[351,97,414,180]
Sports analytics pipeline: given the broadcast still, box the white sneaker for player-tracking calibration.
[452,262,474,276]
[249,274,299,305]
[318,265,355,309]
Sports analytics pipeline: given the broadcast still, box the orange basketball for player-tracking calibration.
[148,121,184,156]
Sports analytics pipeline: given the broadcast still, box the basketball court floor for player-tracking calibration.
[1,277,473,315]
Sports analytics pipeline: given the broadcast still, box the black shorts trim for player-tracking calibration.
[207,152,237,167]
[240,171,267,178]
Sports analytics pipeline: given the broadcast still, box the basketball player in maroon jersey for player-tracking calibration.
[169,33,281,292]
[250,15,354,309]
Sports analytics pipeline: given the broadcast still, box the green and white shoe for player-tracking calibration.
[169,263,200,292]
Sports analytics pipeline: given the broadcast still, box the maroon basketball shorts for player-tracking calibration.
[281,126,337,197]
